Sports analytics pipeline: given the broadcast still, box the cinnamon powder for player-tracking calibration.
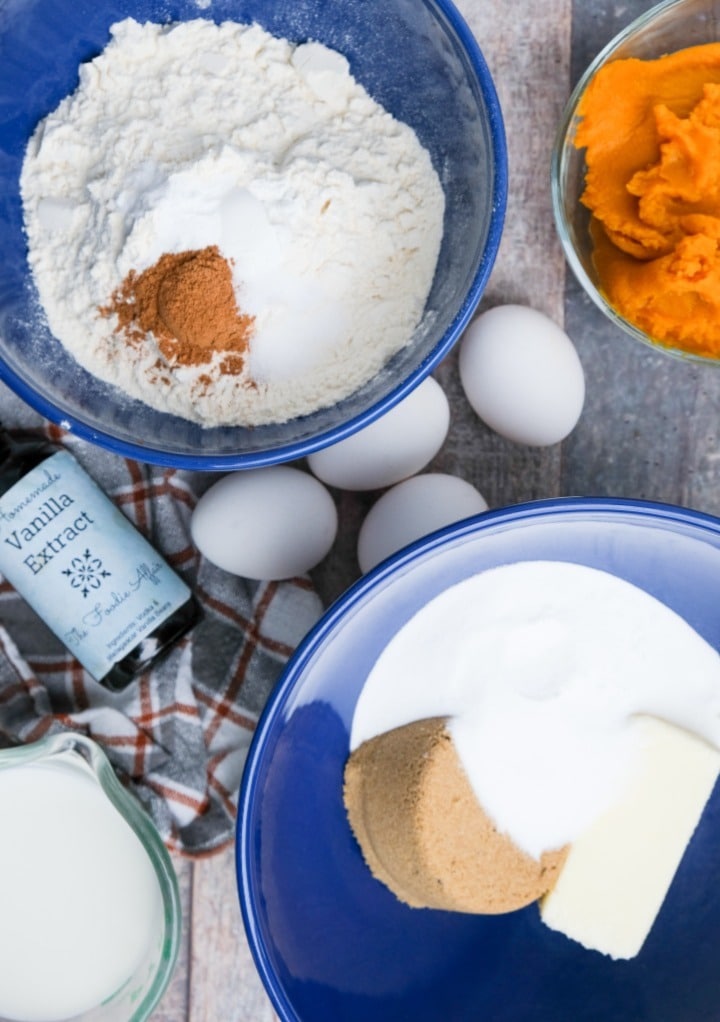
[102,245,254,374]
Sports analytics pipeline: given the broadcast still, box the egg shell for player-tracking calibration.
[191,466,337,581]
[307,377,450,491]
[458,304,585,446]
[357,472,488,574]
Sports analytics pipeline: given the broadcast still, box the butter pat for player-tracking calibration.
[540,715,720,959]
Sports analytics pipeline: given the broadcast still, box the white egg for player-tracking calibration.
[191,466,337,580]
[357,472,488,574]
[307,377,450,491]
[458,304,585,446]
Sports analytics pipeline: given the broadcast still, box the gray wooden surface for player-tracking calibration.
[5,0,717,1017]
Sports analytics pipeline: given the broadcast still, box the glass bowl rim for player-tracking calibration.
[550,0,720,369]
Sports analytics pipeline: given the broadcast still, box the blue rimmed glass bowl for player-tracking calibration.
[0,0,506,469]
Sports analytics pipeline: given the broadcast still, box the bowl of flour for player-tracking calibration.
[0,0,506,469]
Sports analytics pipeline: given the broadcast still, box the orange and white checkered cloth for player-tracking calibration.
[0,423,323,856]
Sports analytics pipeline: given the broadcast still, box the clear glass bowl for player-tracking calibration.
[552,0,720,366]
[0,0,507,469]
[0,732,180,1022]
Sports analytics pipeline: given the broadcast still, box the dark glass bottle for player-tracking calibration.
[0,429,199,691]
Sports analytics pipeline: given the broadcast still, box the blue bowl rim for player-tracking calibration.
[0,0,508,471]
[235,493,720,1022]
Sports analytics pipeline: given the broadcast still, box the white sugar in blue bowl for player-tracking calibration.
[0,0,506,469]
[237,497,720,1022]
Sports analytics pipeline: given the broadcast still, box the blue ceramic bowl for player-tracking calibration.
[237,497,720,1022]
[0,0,506,469]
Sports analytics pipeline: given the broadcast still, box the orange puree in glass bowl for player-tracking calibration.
[577,44,720,357]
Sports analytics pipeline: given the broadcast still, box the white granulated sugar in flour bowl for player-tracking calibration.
[20,18,445,427]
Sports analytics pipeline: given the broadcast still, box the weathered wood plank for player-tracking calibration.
[431,0,573,515]
[187,844,278,1021]
[151,854,192,1020]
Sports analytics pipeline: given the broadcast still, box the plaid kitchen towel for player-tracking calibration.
[0,423,324,856]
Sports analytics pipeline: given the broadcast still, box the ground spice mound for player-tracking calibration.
[102,246,254,373]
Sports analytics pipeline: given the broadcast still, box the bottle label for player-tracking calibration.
[0,451,192,681]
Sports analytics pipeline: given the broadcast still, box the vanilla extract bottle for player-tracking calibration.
[0,429,199,690]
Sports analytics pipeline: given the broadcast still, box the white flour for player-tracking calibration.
[20,19,445,427]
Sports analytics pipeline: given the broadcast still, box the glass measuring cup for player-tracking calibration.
[0,731,181,1022]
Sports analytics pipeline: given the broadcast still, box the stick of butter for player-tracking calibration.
[540,715,720,959]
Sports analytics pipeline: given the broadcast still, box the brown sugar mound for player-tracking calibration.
[343,717,567,913]
[101,245,255,375]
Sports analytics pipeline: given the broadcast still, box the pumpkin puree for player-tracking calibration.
[576,44,720,356]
